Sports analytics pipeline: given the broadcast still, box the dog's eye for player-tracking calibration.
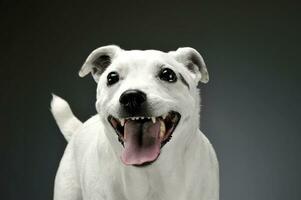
[107,71,119,86]
[159,68,177,83]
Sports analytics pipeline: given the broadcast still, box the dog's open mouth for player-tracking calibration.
[108,111,181,166]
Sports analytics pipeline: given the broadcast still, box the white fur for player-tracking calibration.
[51,46,219,200]
[51,94,82,142]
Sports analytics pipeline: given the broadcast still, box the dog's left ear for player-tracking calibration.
[169,47,209,84]
[78,45,122,82]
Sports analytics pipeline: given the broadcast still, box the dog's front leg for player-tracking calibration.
[54,142,82,200]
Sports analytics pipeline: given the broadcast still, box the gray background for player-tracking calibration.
[1,0,300,199]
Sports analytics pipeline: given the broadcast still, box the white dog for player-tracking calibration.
[51,45,219,200]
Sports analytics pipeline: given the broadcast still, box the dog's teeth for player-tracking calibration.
[151,117,156,123]
[159,120,166,139]
[141,117,144,119]
[120,119,125,126]
[162,113,167,119]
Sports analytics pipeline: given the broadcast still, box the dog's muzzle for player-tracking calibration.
[107,89,181,166]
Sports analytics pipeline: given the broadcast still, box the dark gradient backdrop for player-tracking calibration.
[1,0,300,200]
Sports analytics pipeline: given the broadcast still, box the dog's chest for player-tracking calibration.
[81,156,187,200]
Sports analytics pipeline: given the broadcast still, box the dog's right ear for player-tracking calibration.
[78,45,122,82]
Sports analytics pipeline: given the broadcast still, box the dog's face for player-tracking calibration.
[79,45,209,166]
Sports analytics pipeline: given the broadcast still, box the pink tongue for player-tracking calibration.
[121,120,161,165]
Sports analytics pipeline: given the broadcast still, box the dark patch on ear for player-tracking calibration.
[186,62,195,72]
[186,54,202,74]
[190,53,201,67]
[179,73,190,89]
[92,55,111,74]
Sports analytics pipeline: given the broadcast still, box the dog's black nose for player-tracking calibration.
[119,89,147,111]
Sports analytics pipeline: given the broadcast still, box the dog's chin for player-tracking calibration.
[107,111,181,166]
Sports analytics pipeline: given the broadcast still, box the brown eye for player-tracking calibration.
[159,68,177,83]
[107,71,119,86]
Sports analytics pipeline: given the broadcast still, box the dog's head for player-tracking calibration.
[79,45,209,166]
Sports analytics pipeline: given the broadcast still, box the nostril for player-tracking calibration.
[119,90,147,107]
[134,92,146,104]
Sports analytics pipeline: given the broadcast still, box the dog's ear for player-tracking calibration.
[169,47,209,84]
[79,45,122,82]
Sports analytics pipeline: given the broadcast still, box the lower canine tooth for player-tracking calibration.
[159,120,166,139]
[162,113,167,119]
[151,117,156,123]
[120,119,125,126]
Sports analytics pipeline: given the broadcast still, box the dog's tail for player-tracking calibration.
[50,94,83,142]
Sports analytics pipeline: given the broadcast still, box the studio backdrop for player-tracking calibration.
[1,0,300,200]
